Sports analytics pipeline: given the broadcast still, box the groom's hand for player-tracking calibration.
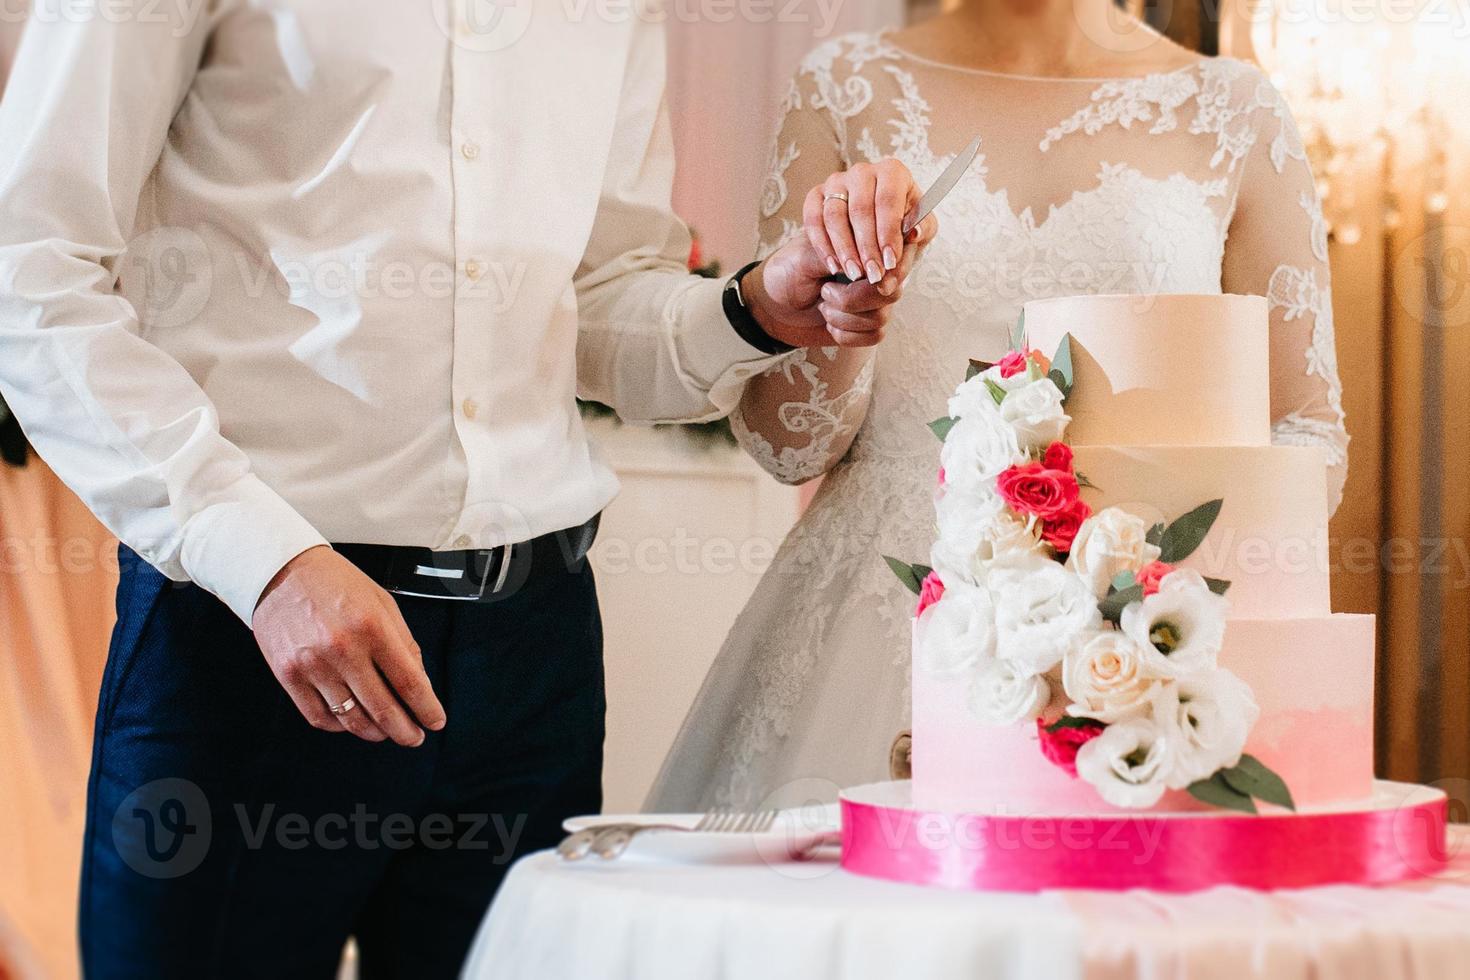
[253,545,447,746]
[744,158,938,349]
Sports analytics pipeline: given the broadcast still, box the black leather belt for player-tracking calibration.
[334,514,600,602]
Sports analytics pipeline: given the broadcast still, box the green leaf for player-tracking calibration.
[910,563,934,584]
[1111,570,1138,592]
[1098,584,1144,624]
[966,359,992,381]
[1220,755,1296,811]
[1048,334,1074,399]
[982,377,1007,405]
[1010,309,1026,351]
[1204,577,1232,596]
[882,555,924,596]
[1187,773,1258,814]
[1075,470,1098,490]
[1145,522,1166,547]
[929,416,957,442]
[1158,499,1224,563]
[1045,714,1104,734]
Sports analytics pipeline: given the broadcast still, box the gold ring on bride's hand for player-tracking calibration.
[824,192,849,205]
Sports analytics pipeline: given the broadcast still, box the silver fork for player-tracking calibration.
[558,808,779,861]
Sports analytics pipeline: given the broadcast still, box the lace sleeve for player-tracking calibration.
[730,42,878,485]
[1222,77,1349,514]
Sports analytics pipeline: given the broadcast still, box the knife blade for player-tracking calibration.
[902,134,981,235]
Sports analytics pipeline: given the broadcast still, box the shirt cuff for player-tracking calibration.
[673,278,793,416]
[178,474,331,625]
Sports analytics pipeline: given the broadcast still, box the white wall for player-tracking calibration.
[587,420,799,811]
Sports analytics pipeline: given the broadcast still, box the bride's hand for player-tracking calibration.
[806,159,932,287]
[744,159,937,349]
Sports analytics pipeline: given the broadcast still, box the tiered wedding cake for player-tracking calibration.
[841,294,1446,892]
[912,294,1374,815]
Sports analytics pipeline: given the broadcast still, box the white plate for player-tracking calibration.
[560,806,840,865]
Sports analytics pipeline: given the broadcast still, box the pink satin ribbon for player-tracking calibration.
[841,788,1449,892]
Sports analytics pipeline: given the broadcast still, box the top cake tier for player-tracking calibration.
[1024,294,1270,448]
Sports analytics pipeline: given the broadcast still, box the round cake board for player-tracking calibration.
[839,779,1449,893]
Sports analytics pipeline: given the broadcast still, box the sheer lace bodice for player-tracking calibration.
[731,31,1346,505]
[648,33,1349,811]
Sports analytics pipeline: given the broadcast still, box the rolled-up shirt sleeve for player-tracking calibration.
[0,5,327,624]
[574,21,787,425]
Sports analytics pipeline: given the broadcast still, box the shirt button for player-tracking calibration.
[461,141,480,160]
[462,398,479,420]
[465,260,482,280]
[454,534,472,548]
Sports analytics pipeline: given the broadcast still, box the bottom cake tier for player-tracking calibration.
[912,613,1376,815]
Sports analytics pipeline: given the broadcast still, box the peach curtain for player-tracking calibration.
[0,460,117,980]
[1222,10,1470,802]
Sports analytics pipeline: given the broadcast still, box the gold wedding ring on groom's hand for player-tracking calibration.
[328,697,358,716]
[823,192,848,205]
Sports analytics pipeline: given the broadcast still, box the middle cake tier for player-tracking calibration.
[1072,444,1331,621]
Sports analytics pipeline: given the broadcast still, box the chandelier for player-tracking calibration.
[1244,2,1470,244]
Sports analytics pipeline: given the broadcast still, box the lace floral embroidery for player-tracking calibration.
[729,349,876,485]
[1040,69,1201,152]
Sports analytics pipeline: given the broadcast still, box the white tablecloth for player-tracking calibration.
[464,826,1470,980]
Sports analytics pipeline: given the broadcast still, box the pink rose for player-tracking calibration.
[937,466,946,488]
[1042,499,1091,554]
[996,348,1029,379]
[996,462,1080,521]
[1037,717,1107,778]
[1042,441,1074,473]
[915,570,946,617]
[1136,560,1176,596]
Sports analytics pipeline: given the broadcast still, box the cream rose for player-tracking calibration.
[915,581,998,678]
[997,377,1069,451]
[1120,569,1228,679]
[987,553,1102,675]
[968,657,1052,726]
[1065,507,1163,598]
[1074,718,1172,809]
[1063,629,1160,723]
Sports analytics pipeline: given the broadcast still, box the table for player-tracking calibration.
[464,826,1470,980]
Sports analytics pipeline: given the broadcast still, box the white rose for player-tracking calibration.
[1155,668,1260,787]
[915,581,998,678]
[932,489,1042,584]
[968,657,1051,726]
[1063,629,1160,723]
[947,366,1031,421]
[1065,507,1163,598]
[987,553,1103,675]
[939,409,1025,496]
[998,377,1069,451]
[1120,569,1228,678]
[1074,718,1172,809]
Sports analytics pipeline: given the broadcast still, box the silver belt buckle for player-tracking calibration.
[388,542,515,601]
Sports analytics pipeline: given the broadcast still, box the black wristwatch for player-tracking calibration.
[722,260,797,356]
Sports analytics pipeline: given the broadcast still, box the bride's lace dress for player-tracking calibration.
[646,31,1348,811]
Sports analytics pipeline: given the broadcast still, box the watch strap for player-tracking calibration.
[722,260,797,356]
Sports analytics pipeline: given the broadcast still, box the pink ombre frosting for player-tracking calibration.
[913,615,1377,814]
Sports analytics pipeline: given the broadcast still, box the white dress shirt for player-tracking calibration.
[0,0,782,623]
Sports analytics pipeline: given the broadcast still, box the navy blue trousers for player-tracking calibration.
[81,547,605,979]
